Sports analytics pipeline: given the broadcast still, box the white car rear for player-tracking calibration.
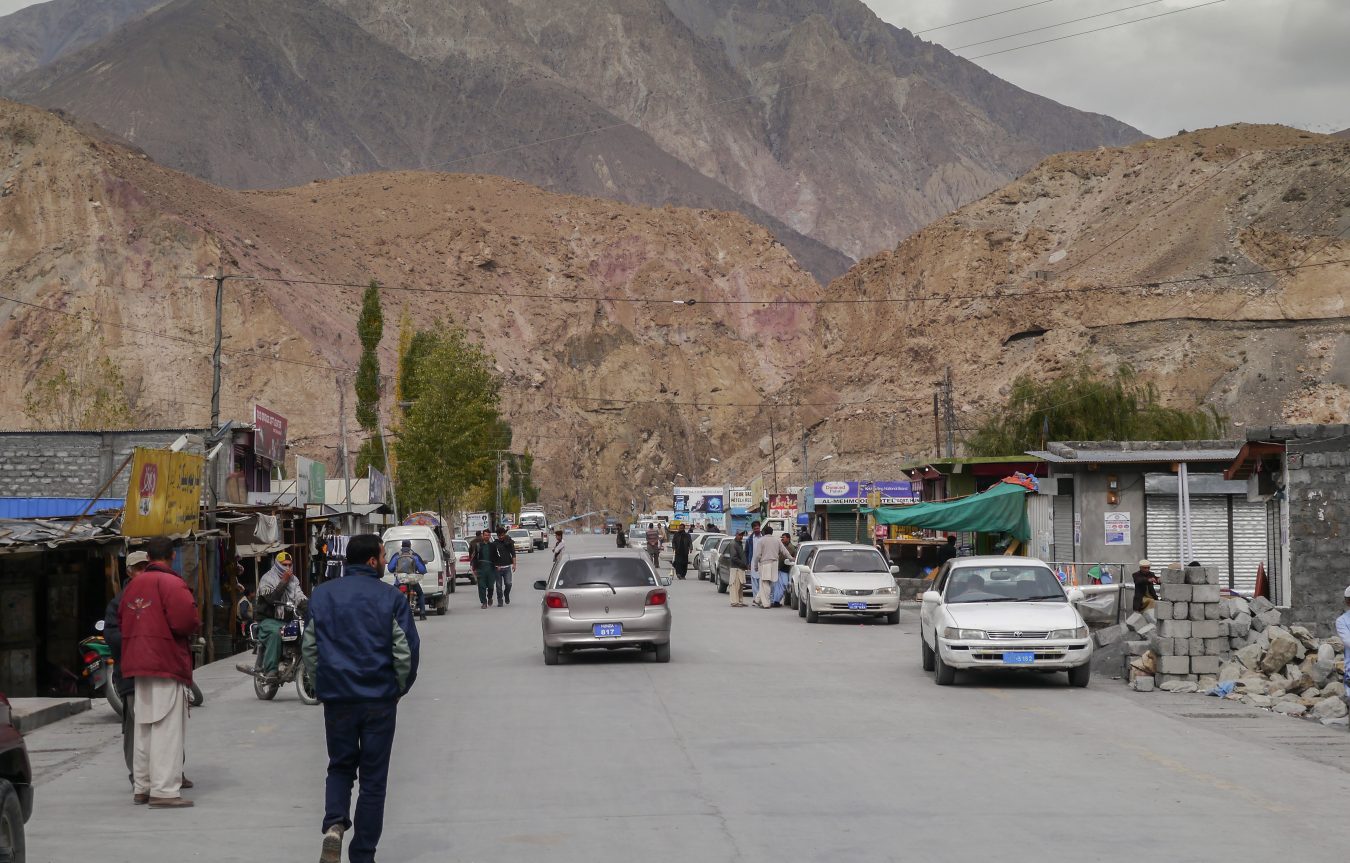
[381,526,451,613]
[509,529,534,554]
[918,556,1092,687]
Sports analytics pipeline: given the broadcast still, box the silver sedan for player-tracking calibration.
[534,550,674,665]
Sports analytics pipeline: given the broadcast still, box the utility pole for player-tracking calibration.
[337,376,354,534]
[801,429,809,489]
[943,366,957,459]
[210,269,225,432]
[933,392,941,458]
[768,408,780,494]
[376,416,399,523]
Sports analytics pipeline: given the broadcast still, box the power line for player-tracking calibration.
[949,0,1167,50]
[916,1,1059,35]
[962,0,1227,61]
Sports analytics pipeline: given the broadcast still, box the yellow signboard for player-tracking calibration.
[122,448,205,537]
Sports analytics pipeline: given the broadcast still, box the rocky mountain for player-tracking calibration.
[779,124,1350,481]
[0,98,820,513]
[0,0,165,84]
[4,0,1144,280]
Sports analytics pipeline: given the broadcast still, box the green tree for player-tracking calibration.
[394,326,512,515]
[354,281,385,474]
[966,364,1226,456]
[23,357,136,430]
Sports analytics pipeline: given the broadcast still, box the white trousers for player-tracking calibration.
[133,676,187,798]
[729,568,746,604]
[756,561,778,607]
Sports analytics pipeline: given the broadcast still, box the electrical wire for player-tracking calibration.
[915,1,1060,34]
[962,0,1227,61]
[949,0,1167,51]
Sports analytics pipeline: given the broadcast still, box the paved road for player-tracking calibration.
[22,533,1350,862]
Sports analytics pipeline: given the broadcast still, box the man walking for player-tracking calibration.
[551,528,567,567]
[728,531,748,607]
[470,529,493,609]
[304,533,419,863]
[751,526,786,609]
[386,539,428,621]
[119,536,199,808]
[645,522,662,570]
[105,551,147,783]
[772,531,795,607]
[257,551,307,683]
[490,526,517,606]
[671,523,692,580]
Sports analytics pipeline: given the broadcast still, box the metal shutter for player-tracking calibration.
[1231,499,1267,595]
[1052,496,1075,562]
[1145,495,1179,568]
[1026,494,1054,561]
[827,512,864,544]
[1189,497,1231,586]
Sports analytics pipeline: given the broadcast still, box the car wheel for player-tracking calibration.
[1068,663,1091,688]
[788,590,798,610]
[921,634,935,671]
[717,574,728,594]
[543,646,561,666]
[805,596,820,624]
[934,645,956,686]
[885,609,901,625]
[653,642,671,663]
[797,594,807,618]
[0,778,24,863]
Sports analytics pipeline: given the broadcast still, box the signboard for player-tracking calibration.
[295,456,326,506]
[673,486,725,517]
[122,448,204,537]
[368,466,390,505]
[1104,511,1132,546]
[253,405,288,463]
[811,480,918,506]
[403,511,441,527]
[768,493,797,520]
[467,512,491,533]
[728,487,754,511]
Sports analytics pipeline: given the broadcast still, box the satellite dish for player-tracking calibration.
[1048,250,1068,264]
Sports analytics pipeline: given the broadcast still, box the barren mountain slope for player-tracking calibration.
[0,0,166,85]
[0,99,820,511]
[781,125,1350,480]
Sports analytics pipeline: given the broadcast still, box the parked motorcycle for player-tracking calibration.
[82,622,122,717]
[237,603,318,705]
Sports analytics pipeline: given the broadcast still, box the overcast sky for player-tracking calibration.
[1,0,1345,136]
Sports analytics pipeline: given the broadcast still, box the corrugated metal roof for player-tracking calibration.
[1027,448,1240,464]
[0,498,123,518]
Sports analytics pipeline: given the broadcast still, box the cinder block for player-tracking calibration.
[1160,583,1192,602]
[1158,656,1191,675]
[1205,602,1222,620]
[1154,600,1173,620]
[1191,655,1222,675]
[1215,619,1229,637]
[1188,602,1205,621]
[1193,620,1223,639]
[1132,676,1156,692]
[1159,565,1187,584]
[1189,637,1205,655]
[1205,638,1228,655]
[1157,672,1198,684]
[1159,619,1192,639]
[1185,566,1215,585]
[1125,640,1152,656]
[1191,584,1221,603]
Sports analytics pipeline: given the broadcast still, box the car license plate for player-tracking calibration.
[847,601,867,610]
[593,623,622,638]
[1002,651,1036,664]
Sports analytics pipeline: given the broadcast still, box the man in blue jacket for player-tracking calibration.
[304,533,420,863]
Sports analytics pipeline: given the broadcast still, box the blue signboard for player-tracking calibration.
[812,480,918,505]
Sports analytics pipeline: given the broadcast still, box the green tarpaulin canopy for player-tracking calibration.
[862,482,1031,541]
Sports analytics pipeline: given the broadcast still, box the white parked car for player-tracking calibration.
[795,544,902,625]
[918,556,1092,687]
[786,540,848,609]
[693,532,726,580]
[508,528,534,554]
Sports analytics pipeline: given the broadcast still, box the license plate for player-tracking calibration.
[593,623,623,638]
[847,601,868,610]
[1002,651,1036,664]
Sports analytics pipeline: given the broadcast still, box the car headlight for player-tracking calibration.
[873,586,897,595]
[1048,627,1089,639]
[942,627,986,640]
[813,585,842,595]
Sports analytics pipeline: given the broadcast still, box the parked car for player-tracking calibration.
[508,528,534,554]
[795,544,902,625]
[381,525,453,611]
[533,550,674,665]
[786,540,849,608]
[0,690,33,863]
[693,532,725,580]
[918,556,1092,687]
[450,538,474,585]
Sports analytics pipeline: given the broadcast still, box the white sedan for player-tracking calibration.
[919,556,1092,687]
[795,544,902,625]
[787,540,848,609]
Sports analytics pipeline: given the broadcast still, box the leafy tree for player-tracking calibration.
[966,364,1226,456]
[394,326,511,515]
[354,281,385,474]
[23,357,136,430]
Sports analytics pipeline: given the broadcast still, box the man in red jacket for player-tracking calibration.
[119,535,200,808]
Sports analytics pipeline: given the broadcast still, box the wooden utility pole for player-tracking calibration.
[337,376,354,533]
[768,408,780,495]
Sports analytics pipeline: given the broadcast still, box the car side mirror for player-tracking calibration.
[922,590,941,604]
[533,579,546,591]
[660,576,674,586]
[1066,588,1085,603]
[889,565,900,576]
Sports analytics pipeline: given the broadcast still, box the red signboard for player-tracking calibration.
[768,494,797,520]
[253,404,288,464]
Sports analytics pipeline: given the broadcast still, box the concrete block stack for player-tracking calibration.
[1126,564,1230,687]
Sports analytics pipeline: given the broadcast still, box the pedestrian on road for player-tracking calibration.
[118,536,199,809]
[645,522,662,570]
[616,524,628,548]
[728,531,748,607]
[671,523,693,580]
[1131,560,1158,612]
[256,551,307,683]
[772,532,794,607]
[745,520,761,600]
[935,535,958,567]
[490,526,517,606]
[303,533,420,863]
[386,539,429,621]
[552,529,567,566]
[470,529,494,608]
[751,526,786,609]
[105,551,147,783]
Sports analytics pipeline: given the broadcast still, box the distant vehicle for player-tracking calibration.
[919,556,1092,687]
[713,536,748,596]
[534,550,674,665]
[450,538,474,585]
[519,509,549,550]
[692,532,725,580]
[508,528,534,554]
[604,516,620,534]
[628,524,648,546]
[381,525,453,610]
[786,540,849,609]
[795,544,902,625]
[0,690,33,862]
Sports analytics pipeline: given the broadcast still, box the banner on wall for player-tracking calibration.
[673,486,725,517]
[811,480,918,506]
[122,448,204,537]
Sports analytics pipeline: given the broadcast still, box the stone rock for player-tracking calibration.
[1290,626,1319,652]
[1237,677,1269,694]
[1243,694,1273,708]
[1217,661,1243,683]
[1184,565,1213,585]
[1273,701,1308,716]
[1132,675,1155,692]
[1196,676,1219,691]
[1328,636,1344,655]
[1317,643,1337,669]
[1261,628,1300,674]
[1231,613,1252,638]
[1229,636,1247,649]
[1269,688,1288,699]
[1095,624,1126,647]
[1235,643,1265,671]
[1321,717,1350,728]
[1159,680,1198,693]
[1251,613,1268,633]
[1258,609,1284,631]
[1250,596,1275,615]
[1253,630,1271,650]
[1205,602,1222,620]
[1268,673,1290,692]
[1302,655,1330,686]
[1227,596,1251,617]
[1323,681,1346,698]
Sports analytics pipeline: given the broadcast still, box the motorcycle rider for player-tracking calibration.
[386,539,428,621]
[257,551,307,684]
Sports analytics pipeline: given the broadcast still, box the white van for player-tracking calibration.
[381,525,451,615]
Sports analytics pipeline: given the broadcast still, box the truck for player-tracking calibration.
[519,507,549,550]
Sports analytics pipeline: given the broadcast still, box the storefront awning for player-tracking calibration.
[864,482,1031,540]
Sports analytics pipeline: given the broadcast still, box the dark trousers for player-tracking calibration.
[122,689,136,778]
[407,581,426,615]
[674,560,688,579]
[494,566,512,605]
[324,701,398,863]
[476,563,494,604]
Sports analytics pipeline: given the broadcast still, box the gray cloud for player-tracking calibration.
[864,0,1350,137]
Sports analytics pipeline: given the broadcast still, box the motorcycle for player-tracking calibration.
[237,603,319,705]
[86,621,204,715]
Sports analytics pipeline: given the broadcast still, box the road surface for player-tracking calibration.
[21,533,1350,862]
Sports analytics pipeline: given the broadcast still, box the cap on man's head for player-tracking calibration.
[401,539,412,549]
[1343,585,1350,600]
[275,551,293,565]
[126,550,149,568]
[1138,559,1151,569]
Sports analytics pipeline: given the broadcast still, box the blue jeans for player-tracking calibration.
[323,701,398,863]
[494,566,513,605]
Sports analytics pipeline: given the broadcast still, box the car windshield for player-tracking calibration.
[384,539,436,562]
[944,566,1066,603]
[452,540,469,552]
[812,549,889,573]
[555,558,656,589]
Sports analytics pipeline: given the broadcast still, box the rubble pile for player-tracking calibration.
[1110,565,1348,727]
